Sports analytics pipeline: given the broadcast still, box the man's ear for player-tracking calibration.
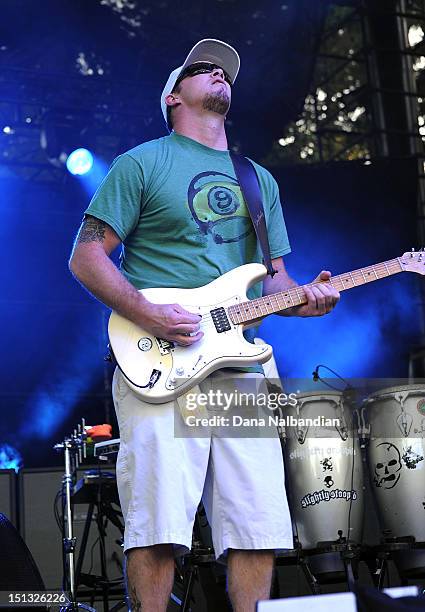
[165,93,180,109]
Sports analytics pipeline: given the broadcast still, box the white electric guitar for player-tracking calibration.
[108,250,425,403]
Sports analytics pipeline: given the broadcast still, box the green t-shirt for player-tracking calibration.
[85,132,291,369]
[85,132,291,294]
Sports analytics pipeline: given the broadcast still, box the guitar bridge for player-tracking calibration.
[210,307,231,333]
[156,337,174,355]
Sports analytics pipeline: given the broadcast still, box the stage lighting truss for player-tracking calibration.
[0,67,152,183]
[39,110,94,171]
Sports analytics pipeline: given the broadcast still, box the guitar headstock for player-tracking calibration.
[400,249,425,275]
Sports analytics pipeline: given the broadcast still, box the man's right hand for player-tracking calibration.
[69,216,203,347]
[137,300,203,346]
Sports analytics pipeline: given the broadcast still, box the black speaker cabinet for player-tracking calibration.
[0,469,17,527]
[19,466,123,591]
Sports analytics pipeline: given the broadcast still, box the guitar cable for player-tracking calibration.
[105,345,161,389]
[118,364,161,389]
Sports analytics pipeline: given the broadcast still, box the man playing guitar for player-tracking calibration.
[69,39,339,612]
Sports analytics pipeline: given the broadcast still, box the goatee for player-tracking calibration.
[202,90,230,116]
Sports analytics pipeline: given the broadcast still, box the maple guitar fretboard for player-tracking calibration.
[227,258,403,325]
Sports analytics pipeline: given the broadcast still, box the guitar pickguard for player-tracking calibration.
[108,263,272,403]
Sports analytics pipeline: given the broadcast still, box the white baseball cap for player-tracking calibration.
[160,38,240,127]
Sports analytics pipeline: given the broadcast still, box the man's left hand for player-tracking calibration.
[294,270,340,317]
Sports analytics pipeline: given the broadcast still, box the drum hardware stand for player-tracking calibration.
[74,493,125,612]
[72,462,125,612]
[361,545,388,589]
[369,538,425,588]
[171,509,224,611]
[180,544,216,608]
[54,419,96,612]
[276,539,358,596]
[299,558,322,595]
[296,538,362,594]
[276,548,323,595]
[273,549,304,598]
[90,448,128,612]
[367,547,394,589]
[323,531,361,588]
[176,545,216,611]
[292,548,323,595]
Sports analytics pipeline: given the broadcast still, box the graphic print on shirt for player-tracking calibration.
[187,171,253,244]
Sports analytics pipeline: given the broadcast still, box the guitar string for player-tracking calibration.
[230,261,402,320]
[186,261,403,325]
[149,260,408,344]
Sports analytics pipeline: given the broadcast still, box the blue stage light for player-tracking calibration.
[0,444,23,472]
[77,157,109,197]
[66,148,94,175]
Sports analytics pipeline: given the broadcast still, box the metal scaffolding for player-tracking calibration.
[0,66,155,182]
[395,0,425,370]
[266,0,425,366]
[268,1,425,164]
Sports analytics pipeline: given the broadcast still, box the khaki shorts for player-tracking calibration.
[112,368,293,560]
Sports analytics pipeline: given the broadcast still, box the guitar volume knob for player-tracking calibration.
[176,367,185,376]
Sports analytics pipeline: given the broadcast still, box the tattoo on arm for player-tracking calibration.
[77,216,107,243]
[129,587,142,612]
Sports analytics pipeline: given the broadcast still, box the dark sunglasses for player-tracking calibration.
[175,62,232,88]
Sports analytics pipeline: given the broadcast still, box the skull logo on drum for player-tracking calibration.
[324,475,334,488]
[374,442,402,489]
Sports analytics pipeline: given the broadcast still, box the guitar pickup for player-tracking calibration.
[156,337,175,355]
[210,307,231,333]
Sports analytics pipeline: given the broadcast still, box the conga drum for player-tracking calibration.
[283,391,364,550]
[365,384,425,575]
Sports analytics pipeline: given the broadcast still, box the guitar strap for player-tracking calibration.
[229,152,277,277]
